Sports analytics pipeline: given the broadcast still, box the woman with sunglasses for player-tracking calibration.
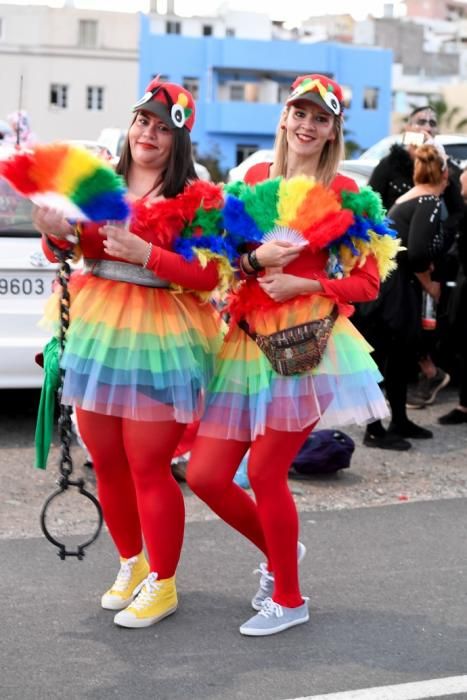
[33,79,226,629]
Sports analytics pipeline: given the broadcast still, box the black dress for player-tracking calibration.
[354,193,443,426]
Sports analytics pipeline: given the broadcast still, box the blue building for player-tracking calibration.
[139,14,392,170]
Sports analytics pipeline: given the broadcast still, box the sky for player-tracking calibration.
[0,0,408,24]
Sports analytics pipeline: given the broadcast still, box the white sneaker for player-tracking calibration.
[251,541,306,611]
[240,597,309,636]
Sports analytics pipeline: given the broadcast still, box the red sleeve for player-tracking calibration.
[244,162,271,185]
[330,173,359,197]
[319,254,380,312]
[146,246,219,291]
[41,233,74,261]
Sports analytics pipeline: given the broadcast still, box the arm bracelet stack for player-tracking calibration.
[247,249,264,272]
[239,254,256,276]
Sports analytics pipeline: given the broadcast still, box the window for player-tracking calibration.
[86,86,104,111]
[203,25,213,36]
[230,84,245,101]
[278,84,291,103]
[50,84,68,109]
[226,27,235,37]
[166,20,181,34]
[342,86,352,109]
[151,73,169,82]
[183,77,199,100]
[363,87,379,110]
[78,19,98,48]
[236,144,258,165]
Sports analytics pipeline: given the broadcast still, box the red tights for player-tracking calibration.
[187,425,313,608]
[76,408,186,579]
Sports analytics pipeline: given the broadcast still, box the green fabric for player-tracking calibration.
[34,336,61,470]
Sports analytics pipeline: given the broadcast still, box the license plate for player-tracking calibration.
[0,271,55,299]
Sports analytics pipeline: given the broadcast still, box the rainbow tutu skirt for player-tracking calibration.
[44,272,223,423]
[199,295,388,442]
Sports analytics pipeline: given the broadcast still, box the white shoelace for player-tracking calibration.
[111,555,138,592]
[131,572,161,610]
[259,597,283,619]
[253,563,274,591]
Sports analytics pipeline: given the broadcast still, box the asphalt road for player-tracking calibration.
[1,390,467,700]
[1,499,467,700]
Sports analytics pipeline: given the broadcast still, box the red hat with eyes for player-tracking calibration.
[132,78,196,132]
[286,74,344,117]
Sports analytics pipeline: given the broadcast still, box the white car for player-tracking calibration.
[339,133,467,185]
[229,134,467,187]
[227,147,369,188]
[227,149,274,182]
[0,171,57,388]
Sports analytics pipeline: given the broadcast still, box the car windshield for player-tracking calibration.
[0,179,36,236]
[359,135,402,160]
[444,143,467,162]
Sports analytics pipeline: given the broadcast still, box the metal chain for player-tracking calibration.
[40,239,103,560]
[56,250,74,484]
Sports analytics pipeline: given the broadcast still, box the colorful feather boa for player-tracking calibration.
[130,180,235,296]
[222,176,400,281]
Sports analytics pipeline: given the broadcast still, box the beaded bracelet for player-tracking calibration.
[142,242,153,269]
[247,249,264,272]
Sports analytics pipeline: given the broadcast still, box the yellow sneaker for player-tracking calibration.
[113,572,178,628]
[101,552,150,611]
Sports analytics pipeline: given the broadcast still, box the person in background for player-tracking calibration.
[355,107,462,449]
[187,74,390,636]
[4,110,37,147]
[439,167,467,425]
[33,79,226,630]
[359,144,449,450]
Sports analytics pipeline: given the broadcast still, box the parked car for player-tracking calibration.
[0,150,57,388]
[229,134,467,187]
[339,133,467,185]
[227,147,370,187]
[227,149,274,182]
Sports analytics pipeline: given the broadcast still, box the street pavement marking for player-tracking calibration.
[288,674,467,700]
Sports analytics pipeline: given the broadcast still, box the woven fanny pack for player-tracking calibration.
[238,306,338,376]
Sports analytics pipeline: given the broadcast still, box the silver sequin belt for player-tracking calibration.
[83,259,170,288]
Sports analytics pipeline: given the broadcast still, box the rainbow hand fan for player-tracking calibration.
[222,176,399,280]
[0,142,129,221]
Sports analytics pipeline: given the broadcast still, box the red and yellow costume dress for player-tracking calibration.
[43,181,226,424]
[187,166,399,609]
[198,165,391,441]
[41,181,228,578]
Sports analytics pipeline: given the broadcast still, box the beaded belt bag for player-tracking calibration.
[238,306,338,376]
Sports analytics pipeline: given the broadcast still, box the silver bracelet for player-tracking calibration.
[142,242,153,269]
